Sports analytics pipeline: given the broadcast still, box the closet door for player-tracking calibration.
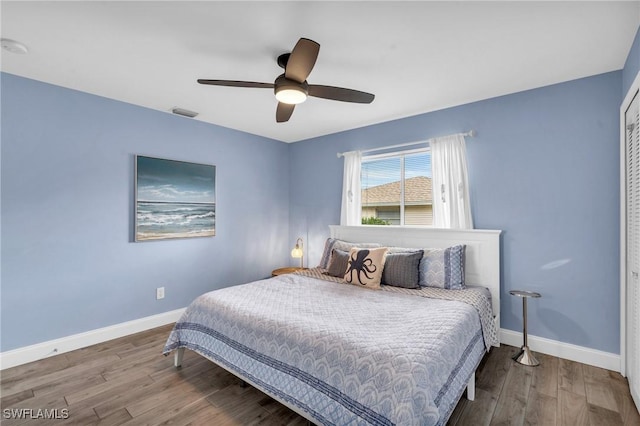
[625,89,640,410]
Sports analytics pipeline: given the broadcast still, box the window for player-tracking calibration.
[340,133,472,228]
[361,149,432,226]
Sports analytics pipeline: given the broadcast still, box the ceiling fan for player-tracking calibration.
[197,38,375,123]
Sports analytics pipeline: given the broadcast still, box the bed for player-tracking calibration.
[163,225,502,425]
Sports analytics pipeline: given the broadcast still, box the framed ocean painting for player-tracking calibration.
[135,155,216,241]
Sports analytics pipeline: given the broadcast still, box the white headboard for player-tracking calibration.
[330,225,502,326]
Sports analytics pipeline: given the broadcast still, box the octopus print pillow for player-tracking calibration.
[344,247,389,289]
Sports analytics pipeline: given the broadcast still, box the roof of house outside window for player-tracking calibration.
[361,176,432,206]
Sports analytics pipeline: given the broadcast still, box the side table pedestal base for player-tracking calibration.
[513,346,539,366]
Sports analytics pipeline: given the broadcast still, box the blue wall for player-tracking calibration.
[290,71,622,354]
[3,28,637,355]
[0,73,290,351]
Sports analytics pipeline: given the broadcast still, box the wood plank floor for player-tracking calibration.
[1,325,638,425]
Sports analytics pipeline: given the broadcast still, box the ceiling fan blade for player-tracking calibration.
[197,79,274,89]
[285,38,320,83]
[276,102,295,123]
[308,85,375,104]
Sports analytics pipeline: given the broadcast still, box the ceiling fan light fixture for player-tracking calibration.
[274,74,308,105]
[197,38,375,122]
[275,87,307,105]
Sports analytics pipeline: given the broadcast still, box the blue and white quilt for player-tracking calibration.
[163,272,493,426]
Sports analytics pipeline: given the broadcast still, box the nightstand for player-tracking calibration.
[272,267,307,277]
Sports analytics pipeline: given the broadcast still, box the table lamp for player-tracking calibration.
[291,237,304,268]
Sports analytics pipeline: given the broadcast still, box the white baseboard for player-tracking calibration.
[0,308,185,370]
[0,316,620,372]
[500,328,621,372]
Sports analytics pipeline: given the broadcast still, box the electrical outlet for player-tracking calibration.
[156,287,165,300]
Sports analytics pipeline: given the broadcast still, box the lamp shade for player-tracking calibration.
[291,246,303,258]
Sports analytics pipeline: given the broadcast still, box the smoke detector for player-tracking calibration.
[1,39,28,54]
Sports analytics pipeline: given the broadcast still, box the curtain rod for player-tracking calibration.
[336,130,476,158]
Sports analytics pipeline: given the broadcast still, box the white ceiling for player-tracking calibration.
[1,1,639,143]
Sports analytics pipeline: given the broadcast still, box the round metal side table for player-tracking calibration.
[510,290,541,366]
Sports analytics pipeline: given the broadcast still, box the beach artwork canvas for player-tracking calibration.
[135,155,216,241]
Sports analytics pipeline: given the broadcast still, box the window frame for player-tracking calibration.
[360,146,432,227]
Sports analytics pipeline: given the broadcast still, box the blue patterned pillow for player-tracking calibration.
[382,250,424,289]
[419,245,466,289]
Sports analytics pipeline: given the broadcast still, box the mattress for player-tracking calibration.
[163,271,496,425]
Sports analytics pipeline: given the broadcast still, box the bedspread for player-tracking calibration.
[297,267,498,350]
[163,273,489,425]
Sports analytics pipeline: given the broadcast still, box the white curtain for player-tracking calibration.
[340,151,362,226]
[431,134,474,229]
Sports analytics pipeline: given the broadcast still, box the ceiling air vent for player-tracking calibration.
[171,107,198,118]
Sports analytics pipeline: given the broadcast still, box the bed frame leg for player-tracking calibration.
[174,348,185,368]
[466,373,476,401]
